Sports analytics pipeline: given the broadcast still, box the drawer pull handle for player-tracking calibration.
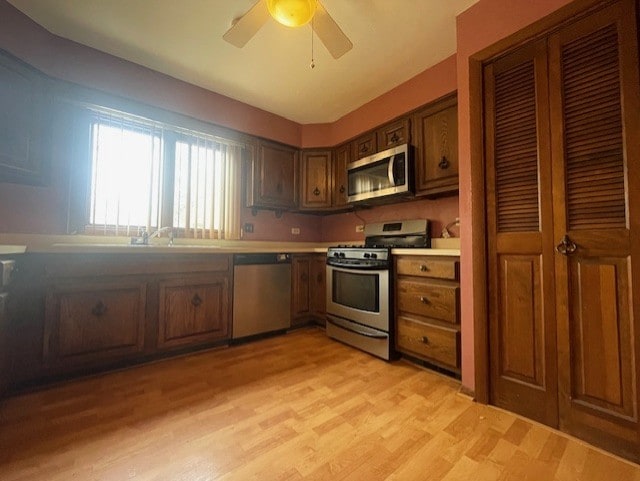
[390,132,400,143]
[419,265,428,272]
[439,156,450,169]
[91,301,107,317]
[419,296,429,304]
[313,187,321,196]
[339,185,345,194]
[422,336,429,344]
[191,294,202,307]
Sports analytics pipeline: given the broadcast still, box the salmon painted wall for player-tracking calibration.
[301,55,458,148]
[456,0,575,391]
[321,197,459,243]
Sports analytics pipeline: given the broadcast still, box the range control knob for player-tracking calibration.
[339,252,346,258]
[363,253,371,259]
[333,252,340,258]
[370,253,378,259]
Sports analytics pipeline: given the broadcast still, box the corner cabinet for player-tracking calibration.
[300,150,332,210]
[246,139,298,210]
[395,256,460,374]
[413,94,458,197]
[0,49,52,185]
[291,254,326,326]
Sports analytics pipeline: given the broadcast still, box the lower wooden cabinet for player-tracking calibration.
[44,279,147,367]
[38,254,232,377]
[291,254,326,326]
[158,274,229,349]
[395,255,460,373]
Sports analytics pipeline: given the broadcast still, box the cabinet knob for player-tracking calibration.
[422,336,429,344]
[390,132,399,143]
[339,185,345,194]
[313,187,320,196]
[191,293,203,307]
[419,296,430,304]
[91,300,107,317]
[360,145,369,153]
[419,264,428,272]
[438,156,450,169]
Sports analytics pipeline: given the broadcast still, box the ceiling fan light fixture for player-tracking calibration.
[267,0,318,28]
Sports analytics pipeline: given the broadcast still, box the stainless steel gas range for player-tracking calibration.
[325,219,430,360]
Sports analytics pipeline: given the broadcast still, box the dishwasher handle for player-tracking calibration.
[233,253,291,265]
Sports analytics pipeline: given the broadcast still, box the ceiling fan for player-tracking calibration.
[223,0,353,59]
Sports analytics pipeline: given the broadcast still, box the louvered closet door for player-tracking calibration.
[484,40,559,426]
[549,0,640,459]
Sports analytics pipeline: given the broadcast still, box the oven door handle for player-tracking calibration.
[326,316,388,339]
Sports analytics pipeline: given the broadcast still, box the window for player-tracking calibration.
[81,107,243,239]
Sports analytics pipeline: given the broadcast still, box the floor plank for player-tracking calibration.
[0,328,638,480]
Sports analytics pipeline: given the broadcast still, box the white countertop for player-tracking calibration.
[0,245,27,255]
[0,234,460,256]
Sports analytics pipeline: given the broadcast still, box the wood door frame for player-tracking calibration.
[469,0,623,403]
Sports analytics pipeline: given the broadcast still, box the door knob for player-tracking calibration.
[556,235,577,255]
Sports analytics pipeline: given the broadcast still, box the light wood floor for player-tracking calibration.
[0,328,638,480]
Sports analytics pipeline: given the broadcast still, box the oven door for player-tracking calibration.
[326,265,389,332]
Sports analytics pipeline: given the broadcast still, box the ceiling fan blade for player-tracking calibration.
[223,1,270,48]
[312,1,353,59]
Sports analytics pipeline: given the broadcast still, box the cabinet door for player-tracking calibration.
[332,143,350,207]
[484,40,559,427]
[249,140,298,209]
[351,131,377,160]
[549,1,640,458]
[413,95,458,197]
[44,280,147,368]
[309,256,326,322]
[377,118,410,151]
[158,274,230,349]
[291,256,310,325]
[300,150,331,209]
[0,51,51,185]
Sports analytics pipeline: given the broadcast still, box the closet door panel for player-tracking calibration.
[485,40,558,427]
[549,0,640,460]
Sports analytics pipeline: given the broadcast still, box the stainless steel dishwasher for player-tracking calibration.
[232,253,291,339]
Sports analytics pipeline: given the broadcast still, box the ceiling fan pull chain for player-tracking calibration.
[310,17,315,69]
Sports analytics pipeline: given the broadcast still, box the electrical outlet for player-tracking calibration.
[243,223,254,233]
[355,224,364,233]
[291,227,300,235]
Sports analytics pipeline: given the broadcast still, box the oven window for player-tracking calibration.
[332,270,379,312]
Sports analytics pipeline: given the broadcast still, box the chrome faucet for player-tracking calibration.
[131,226,174,245]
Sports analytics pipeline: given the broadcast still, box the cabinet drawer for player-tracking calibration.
[396,278,459,323]
[396,317,459,368]
[395,256,459,280]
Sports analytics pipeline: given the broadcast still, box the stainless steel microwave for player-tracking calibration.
[347,143,413,204]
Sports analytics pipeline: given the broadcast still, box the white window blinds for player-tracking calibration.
[84,107,243,240]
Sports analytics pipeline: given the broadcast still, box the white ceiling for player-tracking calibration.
[8,0,478,124]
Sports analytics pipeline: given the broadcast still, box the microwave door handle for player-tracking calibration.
[387,155,396,185]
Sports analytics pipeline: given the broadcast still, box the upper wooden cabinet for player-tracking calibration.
[413,95,458,197]
[332,143,350,208]
[351,131,377,161]
[300,150,332,210]
[377,118,410,151]
[0,50,51,185]
[246,139,298,210]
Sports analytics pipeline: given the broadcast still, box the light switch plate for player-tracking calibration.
[291,227,300,235]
